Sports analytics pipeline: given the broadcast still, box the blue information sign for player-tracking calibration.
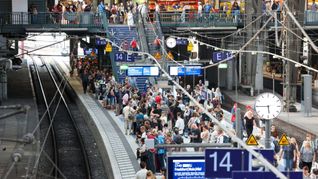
[114,52,126,62]
[244,149,274,171]
[168,156,205,179]
[212,51,233,63]
[96,38,107,45]
[83,48,98,55]
[127,67,143,76]
[176,39,188,45]
[232,171,303,179]
[127,66,159,77]
[205,149,275,178]
[205,149,244,178]
[126,54,135,62]
[114,52,135,62]
[169,66,202,76]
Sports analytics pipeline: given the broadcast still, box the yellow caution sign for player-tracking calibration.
[166,51,174,60]
[187,42,193,52]
[90,51,96,57]
[246,135,258,146]
[105,42,112,52]
[154,52,161,60]
[278,133,289,146]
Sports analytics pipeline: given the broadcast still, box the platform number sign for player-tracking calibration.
[205,149,274,178]
[115,52,126,62]
[205,149,243,178]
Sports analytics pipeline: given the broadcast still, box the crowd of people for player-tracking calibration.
[27,0,246,25]
[76,60,318,178]
[47,0,148,26]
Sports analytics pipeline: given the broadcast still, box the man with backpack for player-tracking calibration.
[189,124,202,151]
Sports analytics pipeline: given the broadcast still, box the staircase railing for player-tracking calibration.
[154,12,164,40]
[136,12,150,63]
[136,13,157,86]
[100,13,108,32]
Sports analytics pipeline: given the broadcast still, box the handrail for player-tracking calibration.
[136,12,150,58]
[1,11,316,28]
[0,12,102,28]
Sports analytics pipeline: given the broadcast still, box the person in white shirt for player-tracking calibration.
[175,112,185,135]
[155,2,160,14]
[122,92,129,106]
[135,161,147,179]
[140,1,148,21]
[123,101,135,135]
[198,2,203,21]
[127,10,134,30]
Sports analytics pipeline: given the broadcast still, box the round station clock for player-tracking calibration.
[166,37,177,48]
[254,92,282,120]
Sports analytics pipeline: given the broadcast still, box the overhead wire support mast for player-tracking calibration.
[95,35,288,179]
[168,37,318,73]
[283,0,318,53]
[203,15,274,69]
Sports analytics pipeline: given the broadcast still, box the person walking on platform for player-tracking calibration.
[81,69,89,94]
[123,100,136,135]
[136,161,147,179]
[279,137,297,171]
[244,106,256,138]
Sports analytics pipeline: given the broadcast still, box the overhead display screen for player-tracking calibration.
[127,66,160,77]
[169,66,202,76]
[83,48,98,55]
[168,155,205,179]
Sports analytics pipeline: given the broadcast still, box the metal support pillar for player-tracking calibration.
[265,119,272,149]
[69,38,78,74]
[0,68,7,101]
[302,74,312,117]
[227,58,233,90]
[235,108,242,143]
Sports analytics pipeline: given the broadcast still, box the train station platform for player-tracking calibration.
[0,60,39,178]
[56,60,139,179]
[223,90,318,140]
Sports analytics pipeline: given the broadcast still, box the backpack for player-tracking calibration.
[156,136,165,154]
[174,135,183,144]
[273,140,280,154]
[223,135,231,143]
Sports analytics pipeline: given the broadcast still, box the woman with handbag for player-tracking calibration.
[299,141,316,171]
[137,138,148,162]
[123,101,135,135]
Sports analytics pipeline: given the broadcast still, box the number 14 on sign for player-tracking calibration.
[205,149,244,178]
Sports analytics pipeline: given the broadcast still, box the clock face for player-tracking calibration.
[166,37,176,48]
[254,93,282,120]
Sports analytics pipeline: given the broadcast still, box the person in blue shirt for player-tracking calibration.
[98,0,107,29]
[135,109,144,132]
[156,131,166,170]
[98,0,105,14]
[232,1,240,23]
[279,138,297,171]
[312,0,318,11]
[204,2,212,20]
[272,1,281,20]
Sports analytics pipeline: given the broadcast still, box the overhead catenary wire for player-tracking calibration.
[8,37,70,61]
[141,12,265,68]
[179,13,266,40]
[203,16,274,69]
[283,0,318,53]
[142,14,185,67]
[96,35,288,179]
[170,35,318,73]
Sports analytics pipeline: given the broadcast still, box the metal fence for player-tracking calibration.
[0,12,103,28]
[158,11,240,27]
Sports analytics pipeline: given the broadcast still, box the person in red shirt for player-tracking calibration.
[155,92,162,104]
[130,38,139,51]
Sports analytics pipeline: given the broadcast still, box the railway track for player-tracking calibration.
[30,56,91,179]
